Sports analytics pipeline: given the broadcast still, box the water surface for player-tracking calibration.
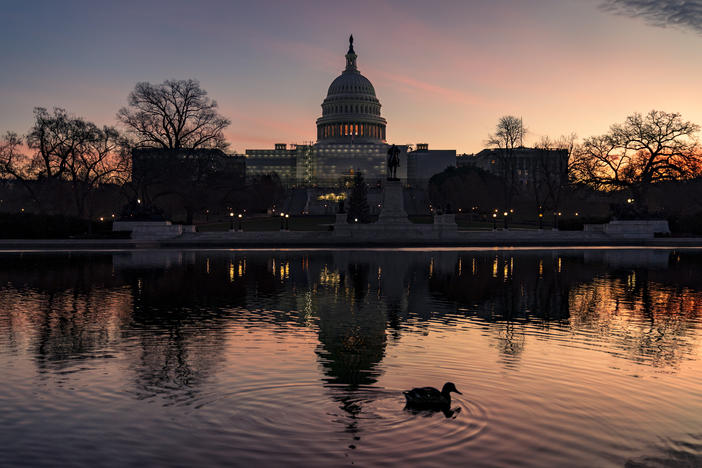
[1,248,701,467]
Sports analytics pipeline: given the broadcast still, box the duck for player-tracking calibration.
[403,382,462,408]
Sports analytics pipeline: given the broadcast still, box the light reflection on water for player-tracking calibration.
[0,248,701,467]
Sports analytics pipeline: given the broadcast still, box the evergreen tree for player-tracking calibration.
[347,172,371,223]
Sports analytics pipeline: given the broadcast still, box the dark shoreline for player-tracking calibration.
[0,237,701,251]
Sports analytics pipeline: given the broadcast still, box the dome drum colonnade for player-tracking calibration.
[316,35,387,143]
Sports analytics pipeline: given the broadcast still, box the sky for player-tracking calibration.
[1,0,701,154]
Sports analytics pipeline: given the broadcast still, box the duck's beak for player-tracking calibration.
[455,389,463,395]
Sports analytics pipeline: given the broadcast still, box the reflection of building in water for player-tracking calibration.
[313,256,387,388]
[1,249,701,408]
[112,250,198,270]
[568,265,700,366]
[429,252,572,322]
[582,249,670,269]
[0,254,130,369]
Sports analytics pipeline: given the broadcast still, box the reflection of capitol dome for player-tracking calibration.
[316,35,387,143]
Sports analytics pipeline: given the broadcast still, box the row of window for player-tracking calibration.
[333,85,372,93]
[324,103,379,115]
[318,123,386,140]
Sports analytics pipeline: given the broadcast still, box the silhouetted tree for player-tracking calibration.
[428,166,504,215]
[243,173,285,214]
[0,108,130,221]
[347,172,371,223]
[130,148,240,224]
[117,79,230,150]
[532,134,576,217]
[487,115,527,208]
[572,110,701,213]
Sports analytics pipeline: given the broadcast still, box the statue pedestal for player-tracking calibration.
[377,180,410,225]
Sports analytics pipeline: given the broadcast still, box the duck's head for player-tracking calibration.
[441,382,462,395]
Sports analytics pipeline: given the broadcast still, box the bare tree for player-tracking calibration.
[487,116,527,151]
[487,115,527,209]
[572,110,701,212]
[69,125,131,222]
[0,107,130,219]
[532,134,577,220]
[117,79,231,150]
[0,131,38,204]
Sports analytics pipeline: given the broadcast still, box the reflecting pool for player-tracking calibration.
[1,248,701,467]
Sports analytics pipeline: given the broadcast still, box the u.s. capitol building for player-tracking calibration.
[244,36,456,191]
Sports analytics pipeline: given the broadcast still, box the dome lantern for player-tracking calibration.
[345,35,357,72]
[316,36,387,143]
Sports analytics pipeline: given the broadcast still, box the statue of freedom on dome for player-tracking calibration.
[387,144,400,180]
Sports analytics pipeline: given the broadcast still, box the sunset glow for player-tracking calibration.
[2,0,701,153]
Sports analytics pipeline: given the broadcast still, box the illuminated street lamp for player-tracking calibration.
[492,213,497,230]
[280,212,285,230]
[229,212,234,231]
[553,211,562,230]
[238,213,243,231]
[285,213,290,230]
[503,211,509,229]
[538,213,544,230]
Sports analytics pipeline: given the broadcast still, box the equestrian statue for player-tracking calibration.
[387,144,400,181]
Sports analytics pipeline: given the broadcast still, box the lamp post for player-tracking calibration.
[538,213,543,230]
[503,211,509,230]
[229,212,234,231]
[285,213,290,231]
[553,212,561,230]
[280,212,285,230]
[492,213,497,230]
[238,213,243,231]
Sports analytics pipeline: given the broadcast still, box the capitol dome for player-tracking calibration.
[316,36,387,143]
